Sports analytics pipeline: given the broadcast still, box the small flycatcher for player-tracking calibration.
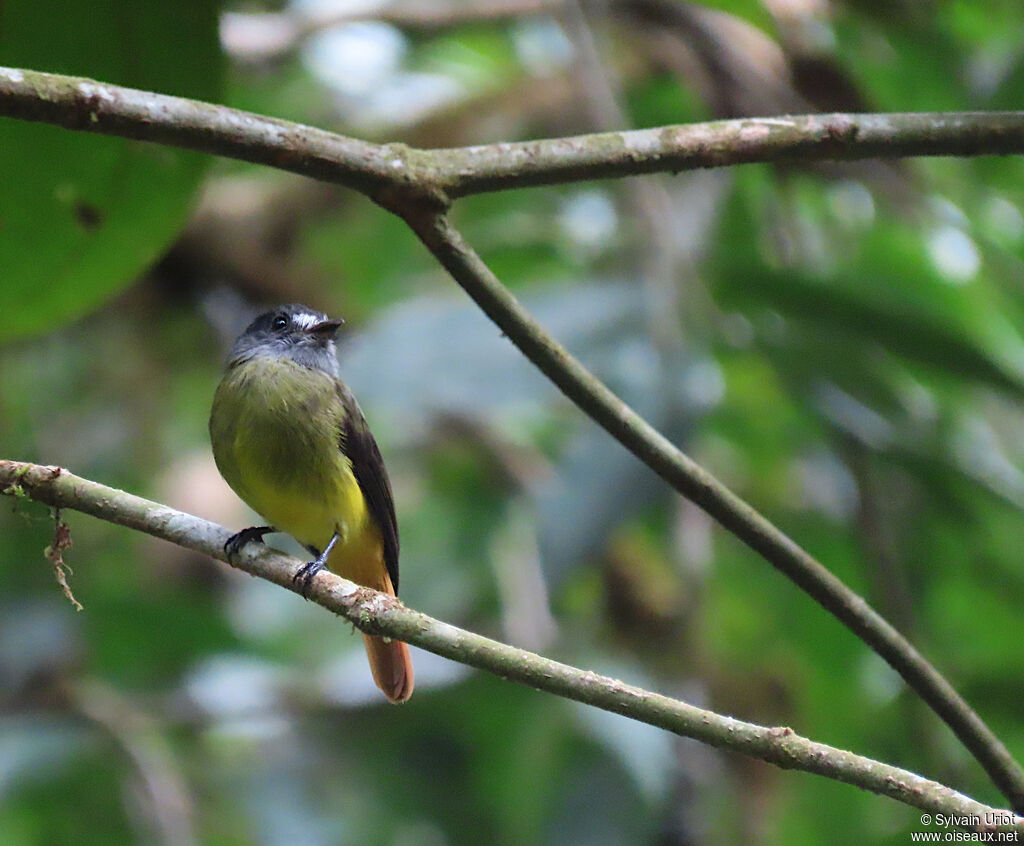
[210,304,413,703]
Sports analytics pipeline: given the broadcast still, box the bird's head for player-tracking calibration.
[227,304,344,375]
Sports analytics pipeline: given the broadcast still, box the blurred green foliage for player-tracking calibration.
[0,0,222,342]
[1,2,1023,845]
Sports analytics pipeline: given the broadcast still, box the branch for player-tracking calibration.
[400,210,1024,811]
[1,460,1020,831]
[1,65,1021,807]
[4,68,1024,203]
[0,68,401,200]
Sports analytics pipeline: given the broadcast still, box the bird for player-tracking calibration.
[209,304,413,703]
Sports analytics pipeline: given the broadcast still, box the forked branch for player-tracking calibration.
[1,66,1022,808]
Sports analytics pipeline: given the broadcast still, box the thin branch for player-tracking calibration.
[399,209,1024,811]
[4,68,1024,205]
[433,111,1024,196]
[1,65,1022,806]
[0,68,400,200]
[1,460,1020,831]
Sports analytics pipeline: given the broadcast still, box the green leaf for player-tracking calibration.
[0,0,223,341]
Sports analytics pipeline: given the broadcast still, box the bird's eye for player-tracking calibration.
[272,315,288,331]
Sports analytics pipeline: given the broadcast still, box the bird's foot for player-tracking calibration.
[292,554,327,599]
[292,531,340,599]
[224,525,275,560]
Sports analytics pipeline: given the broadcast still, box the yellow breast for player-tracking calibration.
[210,356,369,554]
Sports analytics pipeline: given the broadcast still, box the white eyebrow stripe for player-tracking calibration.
[291,312,321,329]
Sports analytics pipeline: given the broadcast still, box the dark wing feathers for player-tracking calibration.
[338,385,400,592]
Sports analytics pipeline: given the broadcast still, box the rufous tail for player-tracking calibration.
[335,549,414,703]
[362,569,414,703]
[363,634,414,703]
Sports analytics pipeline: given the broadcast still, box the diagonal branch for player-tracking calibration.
[1,459,1021,831]
[1,65,1021,807]
[400,209,1024,811]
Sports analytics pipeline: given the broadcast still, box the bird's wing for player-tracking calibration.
[337,384,400,592]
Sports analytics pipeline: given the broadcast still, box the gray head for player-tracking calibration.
[227,304,344,376]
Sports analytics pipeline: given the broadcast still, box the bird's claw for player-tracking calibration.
[224,525,275,560]
[292,559,325,599]
[291,532,339,599]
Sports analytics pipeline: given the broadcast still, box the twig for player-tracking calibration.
[1,459,1021,830]
[44,508,83,611]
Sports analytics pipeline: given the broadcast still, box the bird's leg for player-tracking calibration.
[224,525,276,560]
[293,531,340,598]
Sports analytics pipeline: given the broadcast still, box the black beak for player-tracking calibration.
[308,318,344,337]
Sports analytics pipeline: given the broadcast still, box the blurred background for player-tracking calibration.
[2,0,1023,844]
